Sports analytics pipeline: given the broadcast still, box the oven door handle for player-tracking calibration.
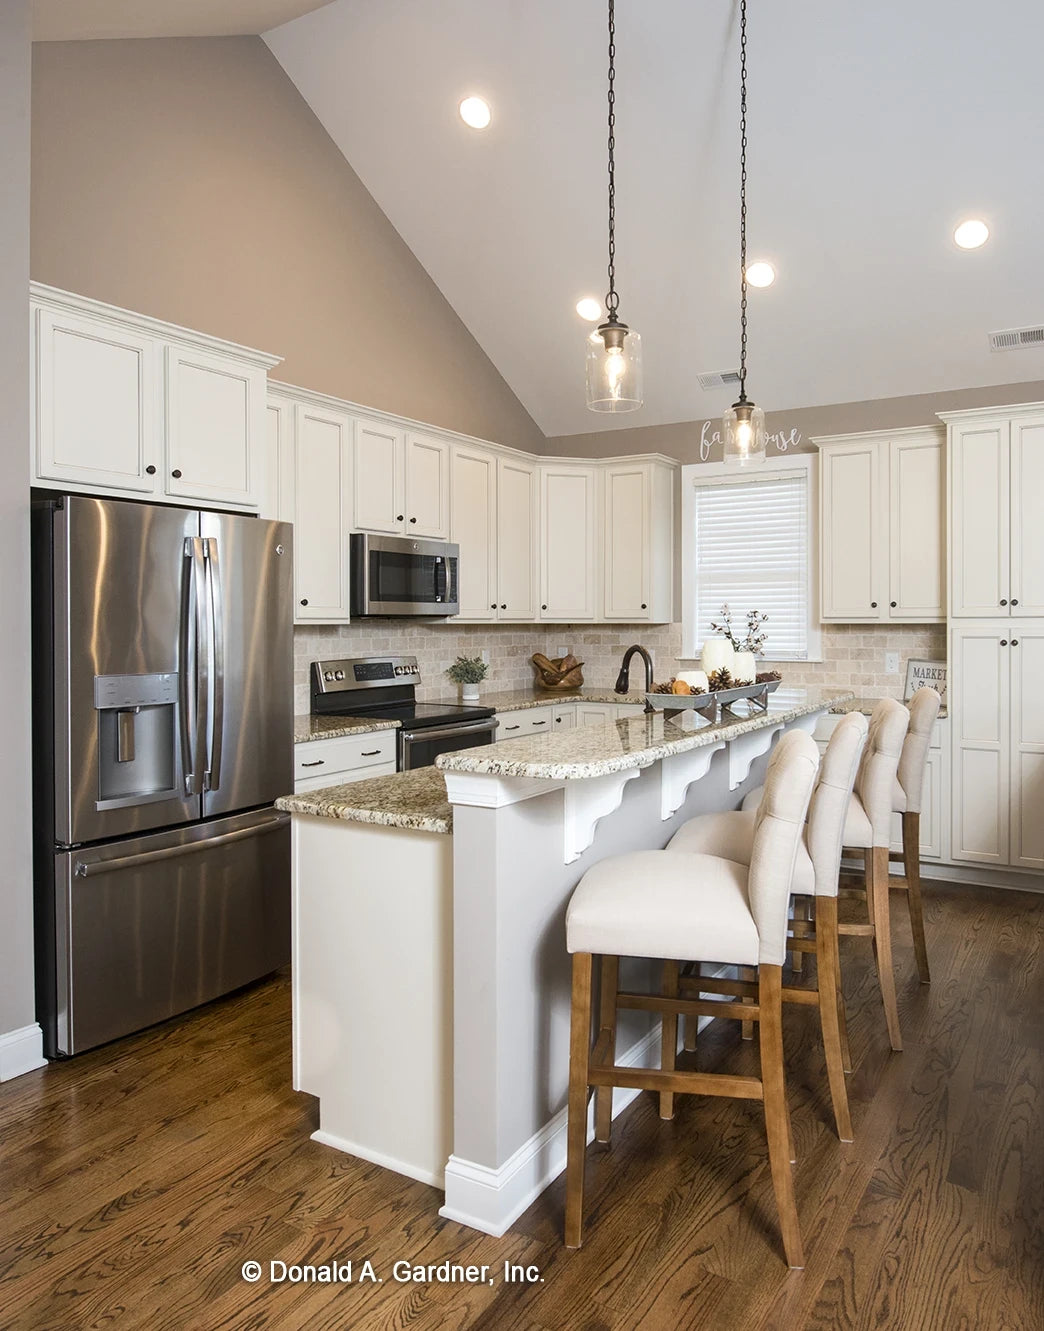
[399,718,497,744]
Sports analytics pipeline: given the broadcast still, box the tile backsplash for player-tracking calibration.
[293,620,946,712]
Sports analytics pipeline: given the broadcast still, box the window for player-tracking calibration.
[681,455,819,662]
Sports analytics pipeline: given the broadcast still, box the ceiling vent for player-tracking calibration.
[988,325,1044,352]
[697,369,741,391]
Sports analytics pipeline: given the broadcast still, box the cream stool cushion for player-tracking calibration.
[667,810,816,896]
[894,687,941,815]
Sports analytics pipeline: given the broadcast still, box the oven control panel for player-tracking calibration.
[312,656,420,692]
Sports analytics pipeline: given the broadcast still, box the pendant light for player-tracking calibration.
[723,0,766,464]
[586,0,643,412]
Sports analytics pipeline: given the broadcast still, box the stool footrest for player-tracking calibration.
[616,989,760,1025]
[587,1062,764,1101]
[780,985,820,1006]
[837,922,876,937]
[679,975,758,1000]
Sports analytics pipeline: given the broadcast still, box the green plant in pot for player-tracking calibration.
[445,655,489,703]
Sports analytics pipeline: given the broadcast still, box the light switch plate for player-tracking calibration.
[557,645,570,658]
[885,652,900,675]
[480,649,490,665]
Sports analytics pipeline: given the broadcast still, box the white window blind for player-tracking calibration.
[691,473,810,660]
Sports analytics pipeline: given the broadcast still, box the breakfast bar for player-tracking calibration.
[276,687,848,1237]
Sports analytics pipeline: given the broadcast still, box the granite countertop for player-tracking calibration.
[437,687,852,782]
[276,765,451,834]
[294,713,402,743]
[828,694,947,719]
[428,685,649,712]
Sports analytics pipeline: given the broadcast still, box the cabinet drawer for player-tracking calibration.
[496,707,554,739]
[294,732,397,782]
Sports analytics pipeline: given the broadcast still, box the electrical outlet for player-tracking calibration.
[557,645,570,658]
[480,649,490,666]
[885,652,900,675]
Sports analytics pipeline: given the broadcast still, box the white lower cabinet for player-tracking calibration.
[495,707,554,740]
[498,700,641,740]
[294,732,397,793]
[552,705,576,731]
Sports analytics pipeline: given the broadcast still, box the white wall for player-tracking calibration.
[0,0,42,1080]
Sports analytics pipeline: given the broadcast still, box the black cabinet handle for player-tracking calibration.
[145,464,156,475]
[1012,598,1019,606]
[301,759,324,768]
[556,716,563,723]
[870,601,878,609]
[890,601,897,608]
[641,603,648,610]
[505,724,520,731]
[1001,639,1008,647]
[409,517,417,524]
[361,749,382,756]
[396,514,404,522]
[1012,639,1020,647]
[491,603,497,609]
[171,469,182,479]
[1001,599,1008,606]
[532,720,547,726]
[541,604,548,610]
[501,604,507,610]
[300,598,309,606]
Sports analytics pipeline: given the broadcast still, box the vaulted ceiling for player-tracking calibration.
[32,1,334,41]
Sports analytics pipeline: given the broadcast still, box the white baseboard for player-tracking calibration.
[311,1129,444,1190]
[920,862,1044,893]
[0,1024,46,1082]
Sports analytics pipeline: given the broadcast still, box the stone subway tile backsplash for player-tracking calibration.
[292,619,946,713]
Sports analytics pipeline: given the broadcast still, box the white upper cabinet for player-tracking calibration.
[496,456,538,620]
[293,401,353,623]
[945,405,1044,618]
[451,445,498,620]
[603,459,674,622]
[405,433,451,538]
[260,394,295,523]
[30,285,280,510]
[353,419,405,534]
[818,427,944,623]
[539,464,598,621]
[165,345,265,508]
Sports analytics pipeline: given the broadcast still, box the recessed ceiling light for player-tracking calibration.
[954,219,989,249]
[576,297,603,321]
[459,96,491,130]
[745,261,775,287]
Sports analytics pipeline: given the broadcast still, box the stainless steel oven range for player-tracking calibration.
[310,655,496,770]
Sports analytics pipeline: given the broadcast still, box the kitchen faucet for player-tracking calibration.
[614,644,655,712]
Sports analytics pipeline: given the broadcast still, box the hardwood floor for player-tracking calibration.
[1,880,1041,1330]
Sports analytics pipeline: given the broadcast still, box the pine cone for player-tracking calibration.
[755,670,782,683]
[707,668,734,692]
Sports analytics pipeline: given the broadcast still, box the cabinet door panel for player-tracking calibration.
[451,447,497,619]
[294,405,352,622]
[261,396,295,522]
[354,420,404,534]
[951,629,1008,863]
[406,433,450,538]
[540,466,597,620]
[950,422,1009,617]
[496,458,537,620]
[604,465,648,619]
[165,347,260,507]
[1011,628,1044,870]
[820,445,884,619]
[35,308,158,493]
[1010,418,1044,616]
[890,435,945,619]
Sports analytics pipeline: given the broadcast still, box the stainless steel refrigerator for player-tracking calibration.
[31,494,294,1057]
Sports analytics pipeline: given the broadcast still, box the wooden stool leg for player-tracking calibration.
[791,896,809,973]
[741,964,756,1040]
[660,960,680,1120]
[832,920,853,1073]
[870,846,903,1052]
[758,964,805,1269]
[565,953,594,1248]
[594,955,619,1142]
[683,1014,698,1052]
[814,896,853,1142]
[903,812,931,984]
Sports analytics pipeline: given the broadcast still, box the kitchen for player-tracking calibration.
[2,2,1043,1329]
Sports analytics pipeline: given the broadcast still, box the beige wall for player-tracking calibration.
[30,36,544,453]
[0,0,37,1057]
[545,380,1044,460]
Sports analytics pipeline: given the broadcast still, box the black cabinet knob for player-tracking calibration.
[396,514,404,522]
[490,603,497,609]
[1001,599,1008,606]
[1012,598,1019,606]
[1001,639,1008,647]
[300,598,309,606]
[145,464,156,475]
[870,601,878,608]
[541,604,548,610]
[1012,638,1020,646]
[641,603,648,610]
[409,516,417,524]
[171,469,182,479]
[890,601,897,608]
[500,604,506,610]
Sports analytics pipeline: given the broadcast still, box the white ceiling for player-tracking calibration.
[32,1,334,41]
[265,0,1044,437]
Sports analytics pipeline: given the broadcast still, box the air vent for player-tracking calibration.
[697,369,741,391]
[989,325,1044,352]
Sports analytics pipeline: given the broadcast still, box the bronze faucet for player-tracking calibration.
[614,644,655,712]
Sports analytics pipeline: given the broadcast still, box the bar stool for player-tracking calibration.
[564,730,820,1268]
[665,711,869,1142]
[743,699,910,1053]
[891,687,941,983]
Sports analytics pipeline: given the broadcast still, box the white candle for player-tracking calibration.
[700,639,735,676]
[732,652,756,684]
[676,669,709,692]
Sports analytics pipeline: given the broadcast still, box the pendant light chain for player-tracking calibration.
[740,0,745,396]
[605,0,620,319]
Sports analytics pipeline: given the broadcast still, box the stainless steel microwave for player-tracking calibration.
[350,533,460,617]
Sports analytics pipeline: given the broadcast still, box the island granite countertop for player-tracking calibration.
[276,765,451,834]
[428,685,649,712]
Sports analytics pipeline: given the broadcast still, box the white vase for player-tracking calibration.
[461,682,481,703]
[733,652,757,685]
[700,638,735,676]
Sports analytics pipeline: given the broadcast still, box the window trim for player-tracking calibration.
[680,452,822,663]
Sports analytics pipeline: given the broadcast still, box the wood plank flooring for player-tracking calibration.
[1,880,1041,1330]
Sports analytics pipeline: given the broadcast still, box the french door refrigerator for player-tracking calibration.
[31,494,294,1057]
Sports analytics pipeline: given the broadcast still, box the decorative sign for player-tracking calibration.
[904,659,946,703]
[698,420,804,462]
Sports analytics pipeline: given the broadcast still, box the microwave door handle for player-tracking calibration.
[434,557,447,602]
[204,537,224,792]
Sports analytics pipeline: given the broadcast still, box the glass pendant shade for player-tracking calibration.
[723,399,766,465]
[586,322,643,412]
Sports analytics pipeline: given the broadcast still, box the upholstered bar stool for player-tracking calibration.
[743,699,910,1053]
[891,687,942,983]
[564,730,820,1268]
[666,711,869,1142]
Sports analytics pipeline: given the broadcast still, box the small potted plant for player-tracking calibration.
[445,654,489,703]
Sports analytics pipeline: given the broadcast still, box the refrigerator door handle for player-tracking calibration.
[179,537,209,796]
[72,812,288,877]
[204,537,225,792]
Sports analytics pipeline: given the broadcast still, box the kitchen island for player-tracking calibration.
[276,687,850,1236]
